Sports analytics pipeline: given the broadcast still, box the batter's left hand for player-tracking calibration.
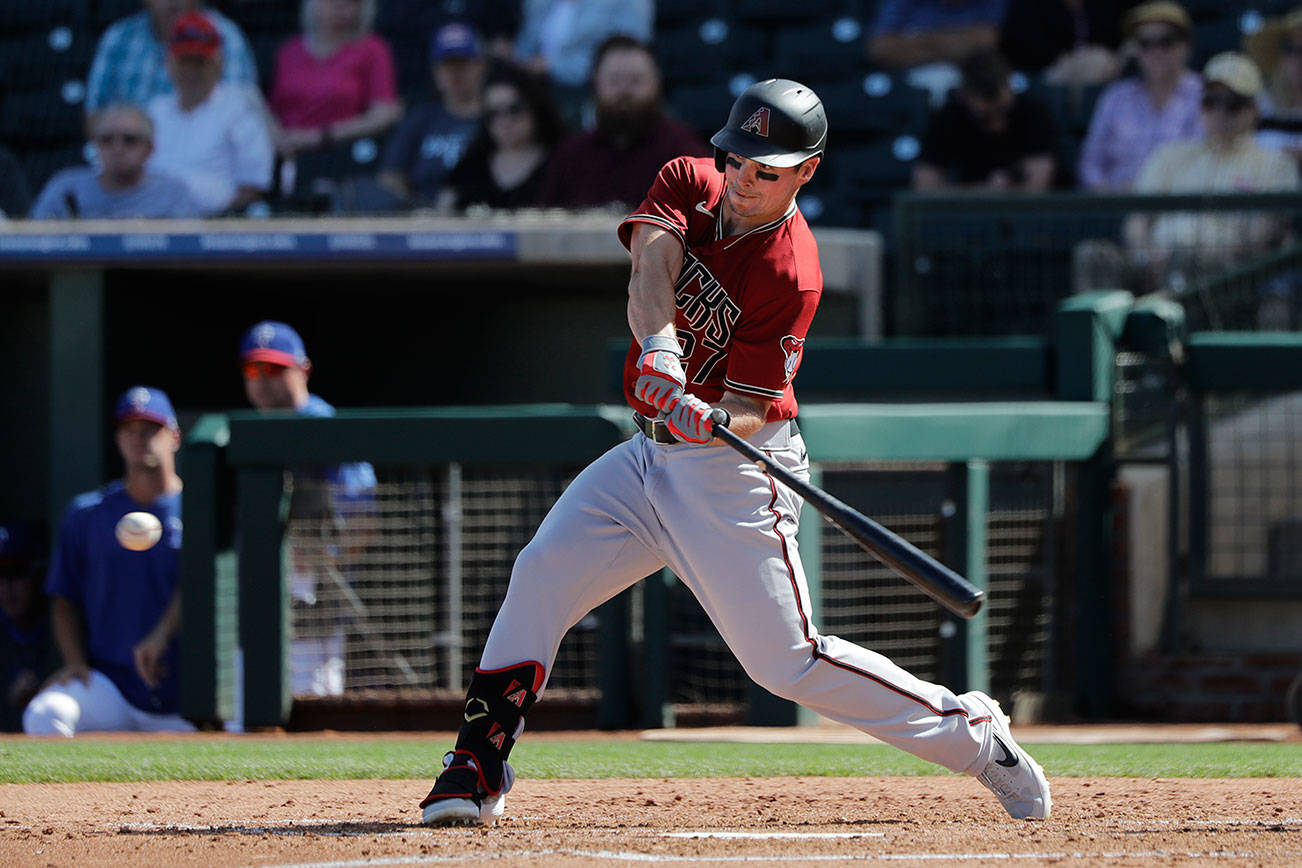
[665,395,726,444]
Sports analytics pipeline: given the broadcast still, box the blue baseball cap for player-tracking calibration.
[431,22,482,63]
[114,385,179,431]
[239,320,309,368]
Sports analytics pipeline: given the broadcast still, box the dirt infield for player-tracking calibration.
[2,774,1300,866]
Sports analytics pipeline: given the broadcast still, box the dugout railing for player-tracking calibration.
[181,293,1130,730]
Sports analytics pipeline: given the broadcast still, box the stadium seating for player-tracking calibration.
[815,75,931,143]
[0,0,1280,226]
[771,19,869,83]
[0,0,88,32]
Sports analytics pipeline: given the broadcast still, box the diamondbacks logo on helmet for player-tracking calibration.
[780,335,805,382]
[740,107,770,137]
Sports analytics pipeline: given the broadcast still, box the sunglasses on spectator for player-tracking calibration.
[485,101,527,121]
[242,361,291,380]
[1201,92,1252,113]
[1137,34,1181,52]
[95,132,148,146]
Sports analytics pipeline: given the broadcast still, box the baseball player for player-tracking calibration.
[418,79,1051,826]
[24,387,193,736]
[238,320,377,698]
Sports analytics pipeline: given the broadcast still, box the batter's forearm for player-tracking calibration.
[713,392,771,442]
[627,271,677,344]
[626,223,684,343]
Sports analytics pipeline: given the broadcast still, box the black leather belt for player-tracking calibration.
[634,414,797,444]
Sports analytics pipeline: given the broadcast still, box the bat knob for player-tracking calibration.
[709,408,731,429]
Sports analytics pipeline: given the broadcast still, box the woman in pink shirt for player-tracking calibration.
[268,0,402,157]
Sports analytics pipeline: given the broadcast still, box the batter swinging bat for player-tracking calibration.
[710,412,985,619]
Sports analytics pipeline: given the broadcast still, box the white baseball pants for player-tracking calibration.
[481,426,997,775]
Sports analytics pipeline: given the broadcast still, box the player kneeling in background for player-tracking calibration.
[418,80,1051,825]
[24,387,191,736]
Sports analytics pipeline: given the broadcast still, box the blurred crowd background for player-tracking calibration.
[1,0,1301,231]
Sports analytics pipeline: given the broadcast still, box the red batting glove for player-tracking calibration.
[665,394,719,444]
[634,349,686,412]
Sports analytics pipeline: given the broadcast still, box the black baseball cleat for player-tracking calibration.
[963,691,1052,820]
[420,751,511,827]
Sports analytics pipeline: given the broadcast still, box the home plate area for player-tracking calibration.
[2,776,1301,866]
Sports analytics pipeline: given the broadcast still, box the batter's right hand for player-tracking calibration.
[634,337,685,412]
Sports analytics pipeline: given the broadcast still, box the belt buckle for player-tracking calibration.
[635,413,673,444]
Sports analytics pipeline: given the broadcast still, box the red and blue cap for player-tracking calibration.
[114,385,179,431]
[239,320,309,368]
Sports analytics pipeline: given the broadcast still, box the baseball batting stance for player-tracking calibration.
[419,79,1051,826]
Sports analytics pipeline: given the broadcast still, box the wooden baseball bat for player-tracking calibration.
[710,413,985,619]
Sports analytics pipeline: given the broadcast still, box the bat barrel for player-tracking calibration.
[710,416,985,619]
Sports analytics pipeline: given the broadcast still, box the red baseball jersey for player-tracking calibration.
[618,156,823,422]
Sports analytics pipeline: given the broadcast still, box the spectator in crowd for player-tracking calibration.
[29,104,203,220]
[0,147,32,220]
[23,388,191,736]
[1252,7,1302,163]
[538,36,708,209]
[266,0,402,159]
[440,64,565,211]
[86,0,257,114]
[373,0,522,62]
[999,0,1130,85]
[1126,53,1299,288]
[239,321,377,698]
[866,0,1008,100]
[514,0,654,119]
[913,48,1060,191]
[0,522,50,733]
[147,12,275,215]
[1077,1,1201,191]
[377,22,488,207]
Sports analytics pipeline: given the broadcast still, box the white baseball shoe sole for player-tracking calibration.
[963,691,1052,820]
[421,792,504,827]
[420,753,511,827]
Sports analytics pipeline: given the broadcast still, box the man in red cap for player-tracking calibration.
[86,0,257,114]
[145,10,273,215]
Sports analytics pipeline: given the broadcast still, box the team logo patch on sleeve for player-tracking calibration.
[781,335,805,383]
[741,107,770,137]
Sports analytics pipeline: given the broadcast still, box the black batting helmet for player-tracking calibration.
[709,78,827,172]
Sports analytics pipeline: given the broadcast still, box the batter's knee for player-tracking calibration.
[23,689,80,737]
[737,646,822,702]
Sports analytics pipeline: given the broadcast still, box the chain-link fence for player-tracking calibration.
[893,192,1302,337]
[1192,390,1302,595]
[283,463,595,701]
[279,456,1072,721]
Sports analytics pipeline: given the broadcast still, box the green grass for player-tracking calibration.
[0,738,1299,784]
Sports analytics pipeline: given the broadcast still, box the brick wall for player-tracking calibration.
[1117,654,1302,722]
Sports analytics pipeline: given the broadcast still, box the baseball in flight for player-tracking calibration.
[115,511,163,551]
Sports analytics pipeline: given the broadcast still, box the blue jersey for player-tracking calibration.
[46,481,183,714]
[300,394,377,500]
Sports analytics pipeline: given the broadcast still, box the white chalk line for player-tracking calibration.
[663,832,885,839]
[250,850,1302,868]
